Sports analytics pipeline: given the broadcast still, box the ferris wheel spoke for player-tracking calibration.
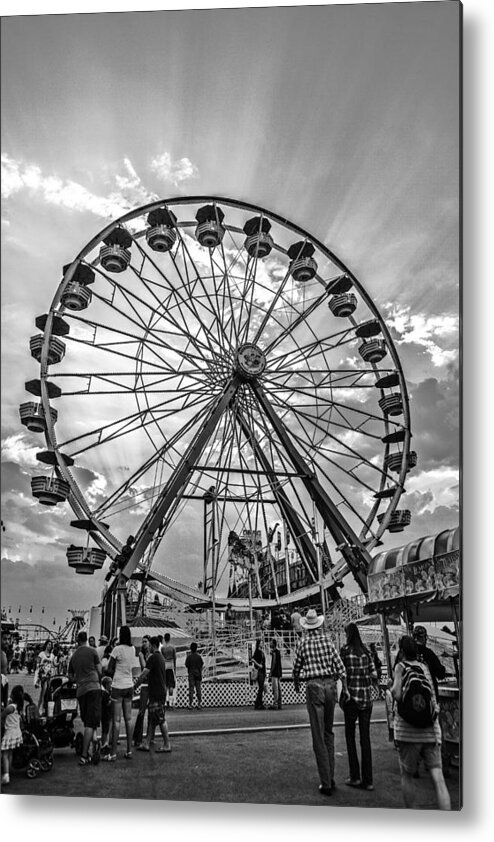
[237,256,260,345]
[264,367,387,391]
[64,333,207,382]
[269,329,356,372]
[59,388,214,459]
[173,229,232,353]
[92,391,223,520]
[267,387,388,472]
[48,370,212,398]
[263,287,331,356]
[262,404,386,537]
[105,270,218,367]
[91,255,222,369]
[130,238,226,361]
[70,294,207,377]
[63,309,187,375]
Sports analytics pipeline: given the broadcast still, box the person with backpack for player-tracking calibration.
[391,635,451,810]
[412,625,446,699]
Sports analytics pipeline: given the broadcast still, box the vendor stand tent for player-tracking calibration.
[365,526,460,767]
[365,526,460,626]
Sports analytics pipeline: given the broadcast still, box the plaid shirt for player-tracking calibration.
[340,646,377,709]
[293,629,347,682]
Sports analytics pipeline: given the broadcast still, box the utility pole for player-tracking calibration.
[312,512,326,615]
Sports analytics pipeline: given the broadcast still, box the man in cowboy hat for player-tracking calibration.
[293,608,350,796]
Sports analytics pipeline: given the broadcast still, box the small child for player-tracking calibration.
[2,684,24,785]
[100,675,113,755]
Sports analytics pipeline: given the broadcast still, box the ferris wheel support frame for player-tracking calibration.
[116,377,241,583]
[251,381,372,593]
[235,410,321,587]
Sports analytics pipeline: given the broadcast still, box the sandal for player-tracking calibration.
[79,756,90,766]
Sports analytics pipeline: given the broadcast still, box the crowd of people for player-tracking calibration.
[250,612,452,809]
[1,615,454,808]
[65,627,185,763]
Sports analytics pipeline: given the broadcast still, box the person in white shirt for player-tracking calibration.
[104,625,136,761]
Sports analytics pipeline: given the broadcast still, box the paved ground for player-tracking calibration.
[1,673,460,809]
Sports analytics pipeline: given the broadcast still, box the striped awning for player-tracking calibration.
[365,527,460,614]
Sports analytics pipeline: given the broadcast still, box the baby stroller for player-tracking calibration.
[45,676,79,750]
[11,703,54,778]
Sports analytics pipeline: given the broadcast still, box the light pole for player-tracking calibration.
[312,513,326,616]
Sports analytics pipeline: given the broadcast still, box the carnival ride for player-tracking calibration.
[21,196,416,629]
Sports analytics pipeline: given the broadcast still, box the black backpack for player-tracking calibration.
[397,662,437,728]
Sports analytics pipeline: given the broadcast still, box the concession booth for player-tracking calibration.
[365,527,460,767]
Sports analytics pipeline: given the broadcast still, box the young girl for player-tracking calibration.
[2,684,24,785]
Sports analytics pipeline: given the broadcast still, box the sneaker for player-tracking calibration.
[156,745,172,753]
[137,744,150,752]
[361,783,374,791]
[2,773,10,784]
[319,784,332,796]
[79,756,90,766]
[345,778,362,787]
[124,751,132,760]
[102,754,117,762]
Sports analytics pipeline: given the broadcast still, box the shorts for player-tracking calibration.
[78,689,102,729]
[111,686,133,701]
[165,669,176,689]
[148,700,166,727]
[395,741,442,775]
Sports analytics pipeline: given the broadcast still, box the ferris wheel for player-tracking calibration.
[21,196,416,603]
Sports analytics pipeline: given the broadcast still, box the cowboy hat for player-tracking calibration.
[299,609,325,629]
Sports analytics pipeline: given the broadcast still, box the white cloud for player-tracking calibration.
[0,153,156,221]
[405,466,459,513]
[150,151,199,186]
[384,304,459,367]
[85,471,108,505]
[1,433,39,468]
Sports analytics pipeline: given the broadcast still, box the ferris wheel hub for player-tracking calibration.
[235,343,266,380]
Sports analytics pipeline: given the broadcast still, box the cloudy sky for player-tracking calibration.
[1,1,460,629]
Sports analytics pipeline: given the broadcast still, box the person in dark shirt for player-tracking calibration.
[185,642,204,710]
[268,639,282,710]
[412,626,446,698]
[68,631,102,765]
[369,643,382,680]
[252,640,266,710]
[134,637,171,753]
